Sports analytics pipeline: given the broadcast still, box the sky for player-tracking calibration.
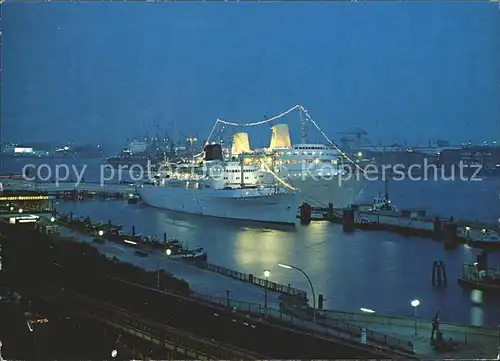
[2,1,500,147]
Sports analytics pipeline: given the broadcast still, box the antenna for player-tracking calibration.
[384,177,389,201]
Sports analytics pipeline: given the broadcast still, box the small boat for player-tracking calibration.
[468,232,500,249]
[127,195,139,204]
[170,247,207,262]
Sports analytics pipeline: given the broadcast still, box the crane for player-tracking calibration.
[180,132,199,149]
[334,127,369,149]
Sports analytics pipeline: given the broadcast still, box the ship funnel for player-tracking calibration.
[203,143,223,161]
[231,132,251,155]
[270,124,291,149]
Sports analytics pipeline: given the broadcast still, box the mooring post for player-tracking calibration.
[342,209,355,233]
[440,260,447,285]
[432,261,438,285]
[327,203,334,222]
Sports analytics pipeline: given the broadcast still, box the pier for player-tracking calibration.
[298,202,500,248]
[458,251,500,292]
[50,212,309,298]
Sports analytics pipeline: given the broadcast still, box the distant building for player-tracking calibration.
[13,146,34,154]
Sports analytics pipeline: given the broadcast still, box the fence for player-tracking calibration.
[193,261,308,299]
[191,291,414,355]
[320,309,499,338]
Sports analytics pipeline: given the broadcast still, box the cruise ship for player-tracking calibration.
[232,124,365,208]
[138,144,300,225]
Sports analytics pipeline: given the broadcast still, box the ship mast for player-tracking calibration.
[300,108,307,144]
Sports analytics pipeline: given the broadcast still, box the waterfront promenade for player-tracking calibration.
[320,309,498,359]
[58,227,284,308]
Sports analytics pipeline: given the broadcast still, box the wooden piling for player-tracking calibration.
[342,209,355,233]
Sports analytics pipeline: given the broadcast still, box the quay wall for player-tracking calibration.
[1,180,135,194]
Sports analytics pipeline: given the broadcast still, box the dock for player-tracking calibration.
[50,213,308,299]
[298,202,500,248]
[458,252,500,292]
[3,181,498,249]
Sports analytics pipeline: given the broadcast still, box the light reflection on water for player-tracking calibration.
[50,178,500,327]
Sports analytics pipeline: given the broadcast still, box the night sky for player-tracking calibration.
[3,1,500,146]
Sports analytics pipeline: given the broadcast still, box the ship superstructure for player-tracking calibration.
[138,144,299,225]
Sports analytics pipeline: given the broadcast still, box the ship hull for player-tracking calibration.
[138,185,300,225]
[287,175,365,208]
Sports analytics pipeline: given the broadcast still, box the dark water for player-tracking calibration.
[3,158,500,326]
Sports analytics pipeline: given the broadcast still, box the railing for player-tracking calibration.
[320,309,499,338]
[191,291,414,355]
[193,261,308,298]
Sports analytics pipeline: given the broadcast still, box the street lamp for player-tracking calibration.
[50,217,55,223]
[98,230,104,236]
[411,299,420,335]
[264,270,270,309]
[465,226,471,239]
[18,209,23,214]
[278,263,316,324]
[166,248,172,256]
[497,325,499,360]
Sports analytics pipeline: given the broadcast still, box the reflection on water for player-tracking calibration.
[234,229,292,272]
[470,306,485,326]
[50,178,500,327]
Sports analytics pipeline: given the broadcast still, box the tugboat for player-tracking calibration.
[170,247,208,262]
[468,230,500,249]
[164,239,208,262]
[370,194,398,212]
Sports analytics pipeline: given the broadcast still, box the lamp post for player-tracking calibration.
[264,270,270,309]
[158,249,172,289]
[497,324,499,360]
[411,299,420,335]
[98,230,104,236]
[50,217,55,223]
[278,263,316,324]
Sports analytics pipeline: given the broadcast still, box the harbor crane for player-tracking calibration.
[335,127,369,149]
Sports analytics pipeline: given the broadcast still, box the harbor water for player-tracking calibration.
[3,158,500,326]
